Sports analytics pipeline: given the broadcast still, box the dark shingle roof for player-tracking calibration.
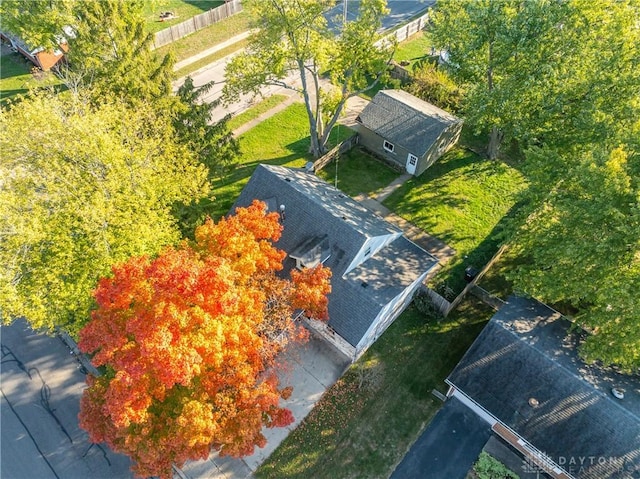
[357,90,461,156]
[232,164,438,347]
[447,296,640,479]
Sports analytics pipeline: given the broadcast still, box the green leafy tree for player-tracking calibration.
[1,0,175,106]
[0,93,209,335]
[507,142,640,370]
[66,0,175,105]
[430,0,640,158]
[0,0,75,51]
[172,77,241,234]
[224,0,393,158]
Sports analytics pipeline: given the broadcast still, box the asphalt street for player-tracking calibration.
[0,319,132,479]
[176,0,433,124]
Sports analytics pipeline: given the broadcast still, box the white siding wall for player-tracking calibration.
[354,271,428,359]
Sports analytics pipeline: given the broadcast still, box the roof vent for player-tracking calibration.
[361,282,368,288]
[285,178,291,182]
[528,398,539,408]
[611,388,625,400]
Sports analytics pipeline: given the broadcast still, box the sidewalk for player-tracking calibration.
[173,30,254,72]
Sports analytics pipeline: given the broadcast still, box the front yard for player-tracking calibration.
[257,297,493,478]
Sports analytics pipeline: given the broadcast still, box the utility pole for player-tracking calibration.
[343,0,347,26]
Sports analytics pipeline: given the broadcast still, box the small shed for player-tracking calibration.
[1,31,69,71]
[356,90,463,176]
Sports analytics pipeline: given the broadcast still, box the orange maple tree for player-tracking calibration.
[78,200,331,479]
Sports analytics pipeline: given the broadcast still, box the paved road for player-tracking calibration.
[326,0,434,32]
[176,0,433,124]
[1,319,132,479]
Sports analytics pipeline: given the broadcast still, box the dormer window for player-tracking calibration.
[289,236,331,270]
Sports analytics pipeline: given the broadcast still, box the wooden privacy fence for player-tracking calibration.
[425,244,508,317]
[390,12,430,43]
[153,0,243,49]
[313,134,359,172]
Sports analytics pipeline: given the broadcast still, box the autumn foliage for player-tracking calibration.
[78,201,331,478]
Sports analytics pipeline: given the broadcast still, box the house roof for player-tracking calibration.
[357,90,462,156]
[447,296,640,479]
[232,164,438,347]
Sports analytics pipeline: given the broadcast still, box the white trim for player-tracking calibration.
[447,386,498,426]
[383,140,395,153]
[406,153,418,175]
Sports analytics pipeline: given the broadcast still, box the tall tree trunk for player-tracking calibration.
[296,59,323,158]
[487,126,503,160]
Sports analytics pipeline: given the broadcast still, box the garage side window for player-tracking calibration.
[383,140,395,153]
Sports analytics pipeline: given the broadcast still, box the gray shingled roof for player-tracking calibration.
[357,90,461,156]
[447,296,640,479]
[232,164,438,347]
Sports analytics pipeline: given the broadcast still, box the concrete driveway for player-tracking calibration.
[390,397,492,479]
[174,328,352,479]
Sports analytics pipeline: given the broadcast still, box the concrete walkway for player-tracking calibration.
[173,30,253,72]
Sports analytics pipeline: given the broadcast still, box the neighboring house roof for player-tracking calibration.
[357,89,462,156]
[233,164,439,348]
[447,296,640,479]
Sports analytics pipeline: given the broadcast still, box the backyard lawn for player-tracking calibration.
[0,49,62,106]
[316,147,399,198]
[383,145,527,294]
[393,30,436,71]
[143,0,223,34]
[204,102,355,220]
[257,297,494,479]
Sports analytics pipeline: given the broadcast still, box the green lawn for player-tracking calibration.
[143,0,223,34]
[0,50,62,106]
[393,30,436,71]
[383,146,527,293]
[226,94,288,132]
[154,11,251,62]
[317,147,400,198]
[204,102,354,220]
[257,297,493,479]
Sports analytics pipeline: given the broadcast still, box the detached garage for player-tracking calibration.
[356,90,463,176]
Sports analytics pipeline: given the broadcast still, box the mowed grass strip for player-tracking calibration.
[383,146,527,292]
[173,37,249,78]
[257,297,493,479]
[153,11,251,62]
[226,94,289,132]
